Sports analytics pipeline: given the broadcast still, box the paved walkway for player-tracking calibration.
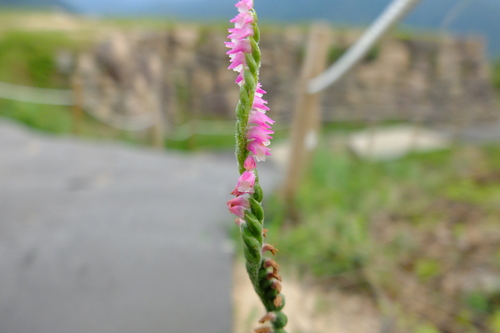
[0,120,278,333]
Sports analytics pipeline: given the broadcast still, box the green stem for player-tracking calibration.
[234,8,288,332]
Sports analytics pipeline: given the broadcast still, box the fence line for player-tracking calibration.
[1,78,496,138]
[0,80,158,131]
[0,81,74,105]
[81,104,156,131]
[308,0,422,93]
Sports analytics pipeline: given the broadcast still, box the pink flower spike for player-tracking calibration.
[231,170,256,195]
[244,155,256,170]
[227,196,250,218]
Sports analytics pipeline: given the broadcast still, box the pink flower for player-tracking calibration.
[249,110,274,129]
[228,26,254,40]
[231,170,256,195]
[247,140,272,162]
[228,51,246,71]
[244,155,256,170]
[226,1,274,163]
[235,0,253,13]
[227,196,250,218]
[247,125,273,146]
[230,11,253,28]
[226,39,251,55]
[234,73,244,84]
[226,1,255,88]
[256,83,266,95]
[252,94,270,112]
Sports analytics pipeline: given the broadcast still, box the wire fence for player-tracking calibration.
[0,80,158,131]
[0,81,74,105]
[0,78,497,142]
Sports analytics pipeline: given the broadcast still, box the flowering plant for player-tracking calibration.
[226,1,288,332]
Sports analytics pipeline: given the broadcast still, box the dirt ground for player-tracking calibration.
[233,260,381,333]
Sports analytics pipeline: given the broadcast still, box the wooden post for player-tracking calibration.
[150,84,165,149]
[149,55,165,149]
[71,75,84,135]
[282,23,332,212]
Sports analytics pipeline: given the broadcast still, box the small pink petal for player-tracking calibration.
[230,12,254,28]
[256,85,266,95]
[235,0,253,13]
[226,39,251,55]
[228,52,246,71]
[252,102,270,112]
[235,72,244,84]
[227,196,250,218]
[249,111,274,129]
[244,155,256,170]
[247,141,272,162]
[230,170,256,195]
[247,125,274,137]
[228,26,254,39]
[253,94,267,104]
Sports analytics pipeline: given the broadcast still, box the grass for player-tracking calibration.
[0,30,89,86]
[0,28,90,136]
[265,143,500,273]
[493,58,500,92]
[0,27,155,145]
[0,100,72,133]
[259,142,500,332]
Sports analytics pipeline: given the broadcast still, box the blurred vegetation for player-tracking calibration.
[0,29,88,134]
[0,26,172,143]
[493,58,500,92]
[260,143,500,332]
[1,10,500,333]
[0,30,87,86]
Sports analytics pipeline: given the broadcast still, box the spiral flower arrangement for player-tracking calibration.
[226,1,288,332]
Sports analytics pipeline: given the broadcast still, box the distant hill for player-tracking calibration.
[69,0,500,57]
[163,0,500,57]
[1,0,499,57]
[0,0,75,11]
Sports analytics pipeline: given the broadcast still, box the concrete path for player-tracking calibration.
[0,120,278,333]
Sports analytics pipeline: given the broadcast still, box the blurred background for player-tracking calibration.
[0,0,499,333]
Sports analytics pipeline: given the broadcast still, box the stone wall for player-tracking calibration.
[76,24,496,130]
